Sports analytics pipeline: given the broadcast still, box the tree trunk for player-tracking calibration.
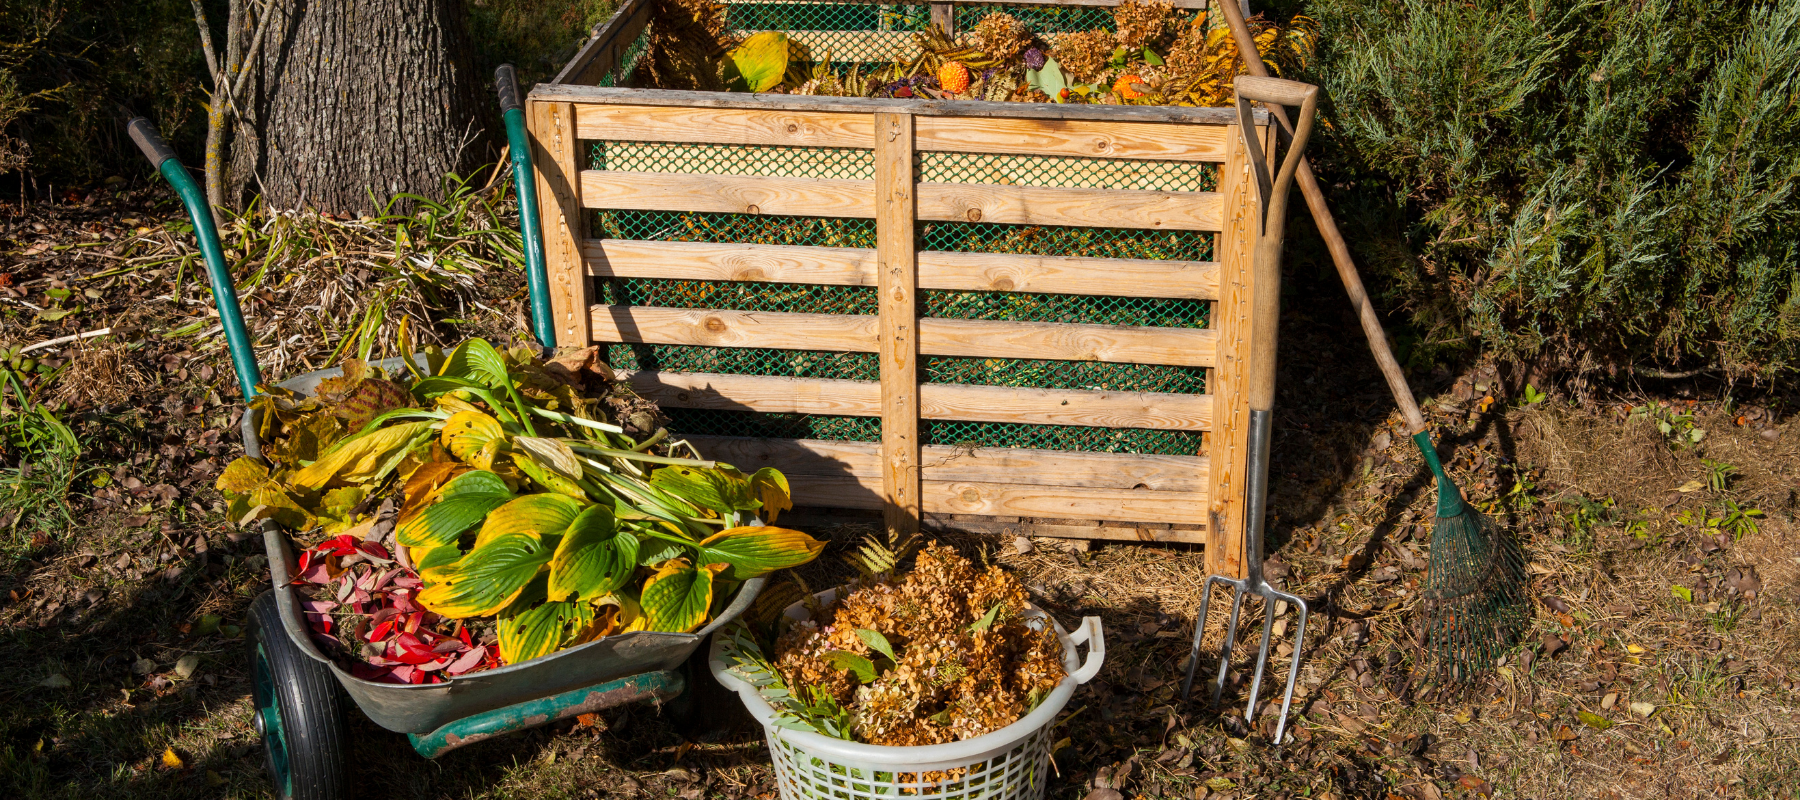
[230,0,488,214]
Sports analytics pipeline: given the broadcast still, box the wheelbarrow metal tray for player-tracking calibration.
[244,358,763,735]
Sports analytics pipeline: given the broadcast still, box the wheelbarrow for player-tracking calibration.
[126,66,763,800]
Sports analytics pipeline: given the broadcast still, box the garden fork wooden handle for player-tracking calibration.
[1222,1,1429,435]
[1232,76,1318,413]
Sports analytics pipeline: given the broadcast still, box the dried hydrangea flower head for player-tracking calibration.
[1050,29,1115,81]
[973,12,1033,63]
[1112,0,1178,50]
[772,543,1067,748]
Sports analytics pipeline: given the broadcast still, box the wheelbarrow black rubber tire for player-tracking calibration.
[248,591,349,800]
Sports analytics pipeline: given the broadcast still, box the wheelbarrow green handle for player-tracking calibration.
[127,117,263,398]
[497,64,556,348]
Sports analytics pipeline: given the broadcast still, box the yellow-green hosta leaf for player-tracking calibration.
[471,493,585,550]
[497,600,595,664]
[418,532,552,618]
[513,437,582,481]
[588,592,642,636]
[316,486,370,533]
[290,421,434,490]
[696,526,825,581]
[649,466,757,518]
[729,31,790,93]
[395,470,515,548]
[411,544,464,571]
[639,559,726,633]
[215,457,271,496]
[548,505,639,602]
[438,338,511,389]
[441,410,505,471]
[511,446,586,497]
[748,468,792,523]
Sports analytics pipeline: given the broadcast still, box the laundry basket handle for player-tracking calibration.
[1067,616,1106,684]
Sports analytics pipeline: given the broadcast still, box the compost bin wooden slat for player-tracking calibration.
[533,85,1260,127]
[584,240,1220,300]
[552,0,652,86]
[580,172,876,217]
[914,116,1231,162]
[589,307,1217,367]
[680,436,1208,492]
[791,474,1207,525]
[620,370,1214,430]
[917,182,1223,230]
[575,104,874,148]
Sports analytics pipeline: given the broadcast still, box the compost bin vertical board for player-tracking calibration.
[1205,119,1274,580]
[875,111,922,537]
[527,99,590,347]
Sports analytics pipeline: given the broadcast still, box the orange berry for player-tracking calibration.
[938,62,971,94]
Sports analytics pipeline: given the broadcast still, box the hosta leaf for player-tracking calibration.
[418,532,552,618]
[471,493,585,550]
[396,460,468,522]
[514,446,583,497]
[395,470,515,548]
[586,592,642,638]
[635,535,687,567]
[290,421,434,490]
[316,486,369,533]
[696,526,825,581]
[438,339,512,389]
[748,468,792,523]
[497,600,595,664]
[215,457,271,496]
[441,410,506,471]
[548,505,640,602]
[639,559,726,633]
[650,466,757,518]
[411,544,464,571]
[728,31,790,93]
[513,437,582,481]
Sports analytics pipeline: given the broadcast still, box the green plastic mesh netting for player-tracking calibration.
[583,4,1221,457]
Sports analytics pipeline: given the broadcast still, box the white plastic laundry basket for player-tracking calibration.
[710,588,1105,800]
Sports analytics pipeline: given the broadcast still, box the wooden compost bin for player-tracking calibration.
[528,0,1274,577]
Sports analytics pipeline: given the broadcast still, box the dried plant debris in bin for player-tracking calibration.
[643,0,1318,106]
[216,335,823,683]
[722,541,1065,746]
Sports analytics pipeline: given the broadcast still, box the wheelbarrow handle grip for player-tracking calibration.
[127,117,178,169]
[495,64,523,114]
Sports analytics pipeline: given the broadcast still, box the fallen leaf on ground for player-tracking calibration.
[132,658,156,675]
[1630,702,1656,717]
[1551,724,1578,741]
[1578,711,1613,730]
[1675,480,1704,493]
[38,673,71,688]
[174,655,199,680]
[160,747,184,769]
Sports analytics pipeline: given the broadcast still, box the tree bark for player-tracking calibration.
[230,0,489,214]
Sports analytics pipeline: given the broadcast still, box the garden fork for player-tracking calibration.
[1180,75,1319,745]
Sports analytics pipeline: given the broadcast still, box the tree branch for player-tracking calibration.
[188,0,221,85]
[227,0,279,112]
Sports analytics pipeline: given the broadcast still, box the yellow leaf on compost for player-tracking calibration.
[290,421,434,490]
[441,410,505,470]
[418,531,553,618]
[697,526,825,580]
[215,457,271,495]
[748,468,792,523]
[729,32,790,92]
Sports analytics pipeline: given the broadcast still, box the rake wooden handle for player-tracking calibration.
[1221,1,1428,436]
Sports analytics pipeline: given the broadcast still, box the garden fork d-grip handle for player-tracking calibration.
[1231,77,1319,413]
[127,118,263,399]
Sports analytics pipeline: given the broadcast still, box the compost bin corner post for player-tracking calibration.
[1205,118,1275,580]
[527,98,591,349]
[875,110,922,538]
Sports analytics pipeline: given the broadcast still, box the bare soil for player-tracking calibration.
[2,188,1795,800]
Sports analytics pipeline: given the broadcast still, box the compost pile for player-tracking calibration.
[730,542,1065,746]
[645,0,1317,107]
[216,337,824,684]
